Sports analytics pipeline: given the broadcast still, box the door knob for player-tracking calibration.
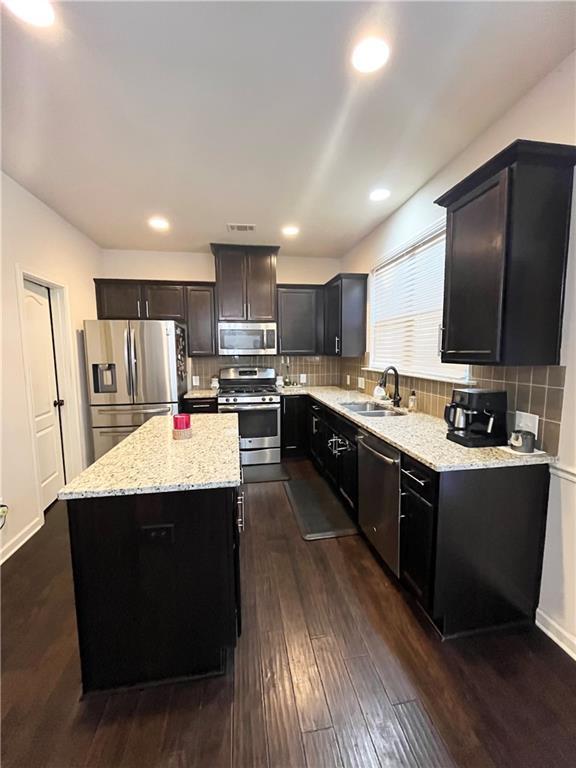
[53,399,64,407]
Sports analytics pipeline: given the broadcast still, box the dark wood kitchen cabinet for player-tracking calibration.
[281,395,308,457]
[95,280,143,319]
[278,285,323,354]
[307,399,359,516]
[141,284,185,321]
[67,487,240,693]
[323,274,368,357]
[436,139,576,365]
[212,243,279,321]
[186,285,215,355]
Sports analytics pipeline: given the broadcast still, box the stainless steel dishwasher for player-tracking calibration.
[357,434,401,575]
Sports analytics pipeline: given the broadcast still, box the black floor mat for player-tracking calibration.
[243,464,291,483]
[284,475,358,540]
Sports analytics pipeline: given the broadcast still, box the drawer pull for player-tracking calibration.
[401,468,429,486]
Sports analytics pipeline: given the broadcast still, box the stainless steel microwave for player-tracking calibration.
[217,322,277,355]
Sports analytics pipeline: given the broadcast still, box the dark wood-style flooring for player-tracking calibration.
[3,459,576,768]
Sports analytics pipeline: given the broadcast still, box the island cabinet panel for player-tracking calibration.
[436,139,576,365]
[67,487,239,693]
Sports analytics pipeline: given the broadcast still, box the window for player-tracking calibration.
[369,226,469,381]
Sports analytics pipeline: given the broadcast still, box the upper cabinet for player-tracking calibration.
[94,279,216,357]
[95,280,185,321]
[95,280,143,320]
[141,284,185,321]
[323,274,368,357]
[186,285,215,356]
[436,139,576,365]
[278,286,323,354]
[212,243,278,321]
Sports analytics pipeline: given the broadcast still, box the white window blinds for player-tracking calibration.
[370,231,469,381]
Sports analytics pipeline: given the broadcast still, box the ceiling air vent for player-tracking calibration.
[226,223,256,233]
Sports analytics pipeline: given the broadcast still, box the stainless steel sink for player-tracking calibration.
[342,401,406,417]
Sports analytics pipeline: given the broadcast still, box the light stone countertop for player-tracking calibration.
[58,414,241,500]
[280,386,553,472]
[183,389,218,399]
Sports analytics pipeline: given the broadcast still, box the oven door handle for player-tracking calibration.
[219,404,281,412]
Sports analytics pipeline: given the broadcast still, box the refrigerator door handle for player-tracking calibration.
[123,327,131,395]
[130,327,138,399]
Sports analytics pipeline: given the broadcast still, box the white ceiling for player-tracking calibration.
[2,1,575,258]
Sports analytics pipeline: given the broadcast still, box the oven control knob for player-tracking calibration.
[261,396,266,401]
[269,397,274,402]
[233,397,237,402]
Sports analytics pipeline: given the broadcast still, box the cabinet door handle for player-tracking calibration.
[145,300,150,318]
[444,349,492,354]
[247,302,251,318]
[137,299,141,318]
[437,324,444,355]
[237,492,245,532]
[335,336,340,354]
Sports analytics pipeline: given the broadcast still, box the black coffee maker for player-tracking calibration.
[444,388,508,448]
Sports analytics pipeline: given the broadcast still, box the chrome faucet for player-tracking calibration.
[378,366,401,407]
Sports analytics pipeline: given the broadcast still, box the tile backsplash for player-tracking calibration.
[188,354,565,456]
[187,355,340,389]
[339,355,565,456]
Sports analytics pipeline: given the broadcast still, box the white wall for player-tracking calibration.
[341,50,576,658]
[100,249,340,285]
[1,173,101,561]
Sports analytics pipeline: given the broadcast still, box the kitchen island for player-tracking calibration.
[59,414,242,695]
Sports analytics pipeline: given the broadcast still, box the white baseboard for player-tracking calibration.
[536,609,576,662]
[0,516,44,564]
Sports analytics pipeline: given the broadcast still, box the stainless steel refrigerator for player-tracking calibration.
[84,320,187,460]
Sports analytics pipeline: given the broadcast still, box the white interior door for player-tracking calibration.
[23,280,65,511]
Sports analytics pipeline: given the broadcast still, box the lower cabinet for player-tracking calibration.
[180,398,218,414]
[281,395,308,457]
[306,399,359,517]
[399,457,437,611]
[304,396,550,639]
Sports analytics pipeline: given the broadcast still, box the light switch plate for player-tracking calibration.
[346,374,351,385]
[192,375,200,386]
[358,376,365,390]
[299,373,307,384]
[515,410,539,437]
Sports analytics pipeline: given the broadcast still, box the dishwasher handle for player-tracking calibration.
[357,436,399,465]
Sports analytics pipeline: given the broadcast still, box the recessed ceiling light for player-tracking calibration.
[148,216,170,232]
[282,225,300,237]
[369,188,391,202]
[2,0,55,27]
[351,37,390,74]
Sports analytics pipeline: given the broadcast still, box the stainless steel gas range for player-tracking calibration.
[217,367,280,465]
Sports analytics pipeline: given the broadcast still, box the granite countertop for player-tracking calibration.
[183,389,218,399]
[282,386,552,472]
[58,414,241,500]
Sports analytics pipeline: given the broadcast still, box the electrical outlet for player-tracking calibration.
[299,373,307,384]
[346,374,351,386]
[515,410,539,437]
[192,375,200,386]
[358,376,365,390]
